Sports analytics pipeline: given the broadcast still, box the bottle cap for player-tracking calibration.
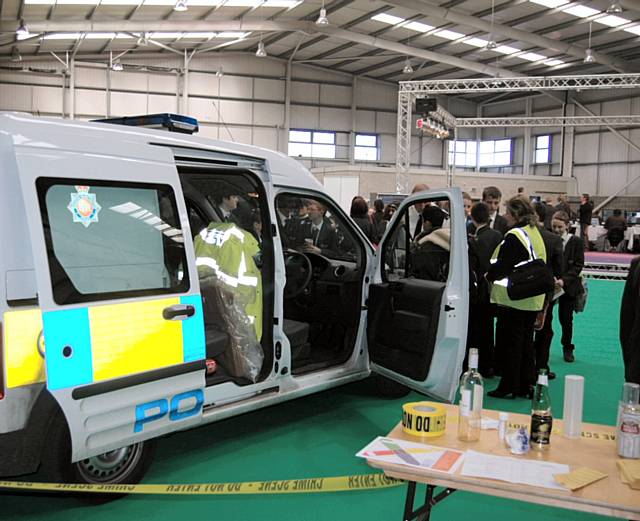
[621,382,640,404]
[499,411,509,421]
[469,348,479,370]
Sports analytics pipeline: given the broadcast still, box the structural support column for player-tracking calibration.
[522,98,532,177]
[68,57,75,119]
[283,61,292,155]
[475,104,482,173]
[395,90,412,194]
[182,50,189,115]
[561,101,575,180]
[106,65,111,117]
[349,76,357,165]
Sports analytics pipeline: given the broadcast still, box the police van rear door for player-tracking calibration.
[367,188,468,402]
[15,135,205,463]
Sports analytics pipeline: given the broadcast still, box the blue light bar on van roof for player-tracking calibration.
[92,113,199,134]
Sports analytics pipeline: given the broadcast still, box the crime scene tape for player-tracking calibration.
[401,401,447,438]
[0,473,403,496]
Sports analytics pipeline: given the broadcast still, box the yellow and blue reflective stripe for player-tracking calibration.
[180,295,205,363]
[42,307,94,390]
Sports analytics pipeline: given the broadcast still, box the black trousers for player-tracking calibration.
[533,300,554,373]
[469,301,495,376]
[558,295,576,352]
[494,306,538,393]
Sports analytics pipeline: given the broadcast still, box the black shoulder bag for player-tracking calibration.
[506,228,555,301]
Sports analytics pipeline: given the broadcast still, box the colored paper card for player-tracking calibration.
[554,467,608,491]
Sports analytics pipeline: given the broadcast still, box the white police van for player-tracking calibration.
[0,112,468,485]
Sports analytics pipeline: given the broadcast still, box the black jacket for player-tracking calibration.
[620,257,640,384]
[492,214,509,235]
[561,235,585,298]
[301,217,339,257]
[352,216,379,244]
[579,201,594,225]
[473,225,503,274]
[539,226,564,279]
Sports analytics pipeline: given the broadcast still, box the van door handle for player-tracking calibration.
[163,304,195,321]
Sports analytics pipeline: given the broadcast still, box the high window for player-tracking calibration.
[354,133,379,161]
[478,139,512,167]
[534,135,551,164]
[288,130,336,159]
[447,140,477,167]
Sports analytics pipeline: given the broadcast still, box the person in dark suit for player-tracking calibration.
[482,186,509,235]
[299,199,339,257]
[532,203,564,379]
[555,194,573,220]
[410,183,430,239]
[468,202,502,377]
[552,211,585,363]
[212,188,240,224]
[579,193,594,251]
[620,256,640,384]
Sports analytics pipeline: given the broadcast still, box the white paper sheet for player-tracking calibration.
[461,450,570,490]
[357,437,465,474]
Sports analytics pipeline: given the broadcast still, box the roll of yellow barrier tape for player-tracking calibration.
[402,402,447,438]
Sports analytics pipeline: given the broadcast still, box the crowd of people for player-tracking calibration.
[350,185,592,399]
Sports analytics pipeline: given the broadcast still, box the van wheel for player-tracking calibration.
[374,375,411,399]
[43,413,157,501]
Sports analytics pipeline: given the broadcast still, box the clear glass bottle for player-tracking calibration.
[618,383,640,458]
[458,348,484,442]
[530,369,553,451]
[617,382,640,428]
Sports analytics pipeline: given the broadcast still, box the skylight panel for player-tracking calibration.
[561,5,600,18]
[520,52,546,61]
[25,0,58,4]
[405,21,434,32]
[529,0,568,8]
[543,59,564,66]
[182,32,217,38]
[149,32,184,38]
[371,13,405,25]
[465,37,489,47]
[100,0,143,4]
[434,29,465,40]
[57,0,99,4]
[596,14,630,27]
[624,25,640,35]
[43,33,83,39]
[495,45,519,54]
[216,31,249,38]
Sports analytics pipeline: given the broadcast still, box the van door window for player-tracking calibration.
[179,173,272,385]
[36,179,188,305]
[275,193,366,375]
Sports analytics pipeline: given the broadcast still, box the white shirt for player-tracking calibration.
[562,231,571,251]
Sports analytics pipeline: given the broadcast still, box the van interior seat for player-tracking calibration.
[204,319,310,360]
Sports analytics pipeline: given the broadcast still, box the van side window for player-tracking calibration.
[37,179,189,305]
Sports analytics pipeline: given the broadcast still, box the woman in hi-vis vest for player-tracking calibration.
[486,197,547,399]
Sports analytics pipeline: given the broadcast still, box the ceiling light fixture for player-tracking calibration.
[584,22,595,63]
[402,57,413,74]
[316,0,329,25]
[606,0,623,13]
[256,40,267,58]
[11,47,22,62]
[173,0,188,11]
[486,0,497,50]
[112,60,124,71]
[215,65,224,77]
[137,32,149,46]
[16,20,30,40]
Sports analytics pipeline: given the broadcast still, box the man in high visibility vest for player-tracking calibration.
[194,221,263,381]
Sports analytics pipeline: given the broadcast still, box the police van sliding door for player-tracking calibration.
[16,145,206,463]
[367,189,469,403]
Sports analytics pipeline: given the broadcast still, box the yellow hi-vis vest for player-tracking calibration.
[194,222,263,341]
[490,224,547,312]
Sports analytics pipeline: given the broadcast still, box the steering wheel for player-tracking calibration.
[283,250,313,299]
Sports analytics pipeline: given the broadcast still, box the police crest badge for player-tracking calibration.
[68,185,101,227]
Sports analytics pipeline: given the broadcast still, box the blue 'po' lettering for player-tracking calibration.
[169,390,204,422]
[133,389,204,433]
[134,399,168,433]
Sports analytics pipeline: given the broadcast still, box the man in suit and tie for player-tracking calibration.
[532,202,564,379]
[299,199,339,257]
[213,188,240,224]
[468,202,502,377]
[552,210,585,363]
[482,186,509,235]
[410,183,430,239]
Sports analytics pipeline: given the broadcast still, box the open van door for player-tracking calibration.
[13,131,206,464]
[368,188,468,402]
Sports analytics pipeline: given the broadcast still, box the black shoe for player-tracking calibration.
[487,388,517,399]
[547,371,556,380]
[563,351,575,363]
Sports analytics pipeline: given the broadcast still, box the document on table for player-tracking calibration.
[461,450,570,490]
[357,437,464,474]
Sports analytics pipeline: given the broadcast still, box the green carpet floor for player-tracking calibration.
[2,279,628,520]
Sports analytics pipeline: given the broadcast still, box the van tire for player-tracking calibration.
[374,375,411,399]
[42,413,157,501]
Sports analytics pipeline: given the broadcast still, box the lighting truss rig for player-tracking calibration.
[396,73,640,194]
